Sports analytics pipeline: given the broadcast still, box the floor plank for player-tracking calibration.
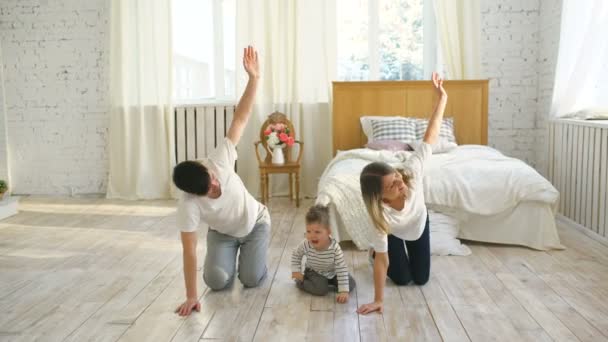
[433,256,523,342]
[485,245,600,341]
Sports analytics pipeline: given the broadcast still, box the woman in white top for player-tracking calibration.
[357,72,447,315]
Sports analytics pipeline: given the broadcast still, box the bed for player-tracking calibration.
[317,80,563,251]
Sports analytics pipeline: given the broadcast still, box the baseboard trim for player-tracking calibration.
[556,214,608,248]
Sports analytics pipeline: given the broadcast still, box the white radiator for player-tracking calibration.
[549,119,608,238]
[174,103,235,163]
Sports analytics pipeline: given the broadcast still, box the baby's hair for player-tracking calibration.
[305,204,330,228]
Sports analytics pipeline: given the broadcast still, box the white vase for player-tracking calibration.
[271,145,285,164]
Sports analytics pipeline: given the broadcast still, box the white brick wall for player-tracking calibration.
[482,1,536,166]
[480,0,562,173]
[0,44,9,183]
[0,0,564,195]
[536,0,562,176]
[0,0,110,195]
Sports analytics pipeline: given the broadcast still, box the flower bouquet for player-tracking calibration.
[263,123,295,149]
[263,123,295,164]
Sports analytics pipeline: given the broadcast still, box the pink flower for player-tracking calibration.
[264,128,272,136]
[286,137,295,147]
[279,132,289,142]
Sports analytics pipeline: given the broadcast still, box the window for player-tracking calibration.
[337,0,436,81]
[551,0,608,117]
[172,0,235,103]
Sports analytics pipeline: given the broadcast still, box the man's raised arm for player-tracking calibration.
[226,45,260,146]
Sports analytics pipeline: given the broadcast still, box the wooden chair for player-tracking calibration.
[254,112,304,207]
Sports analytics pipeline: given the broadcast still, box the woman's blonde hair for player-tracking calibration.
[360,162,412,235]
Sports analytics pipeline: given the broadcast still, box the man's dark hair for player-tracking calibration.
[172,160,210,195]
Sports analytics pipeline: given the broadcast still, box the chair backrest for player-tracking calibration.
[259,111,296,163]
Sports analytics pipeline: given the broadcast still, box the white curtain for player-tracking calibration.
[550,0,608,118]
[235,0,336,198]
[433,0,481,79]
[107,0,175,199]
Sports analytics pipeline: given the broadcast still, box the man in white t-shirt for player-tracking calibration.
[172,46,270,316]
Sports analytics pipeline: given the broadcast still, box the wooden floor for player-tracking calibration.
[1,197,608,342]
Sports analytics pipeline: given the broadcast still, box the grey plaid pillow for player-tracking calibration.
[370,119,417,142]
[415,117,456,143]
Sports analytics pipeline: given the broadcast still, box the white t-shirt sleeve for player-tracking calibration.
[208,137,237,171]
[370,230,388,253]
[402,142,432,176]
[176,196,201,232]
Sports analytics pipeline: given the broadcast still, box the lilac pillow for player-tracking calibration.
[365,140,413,151]
[408,140,458,153]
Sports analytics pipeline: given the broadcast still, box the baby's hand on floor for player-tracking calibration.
[292,272,304,282]
[337,292,349,303]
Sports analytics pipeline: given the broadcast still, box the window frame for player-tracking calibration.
[172,0,236,104]
[338,0,439,81]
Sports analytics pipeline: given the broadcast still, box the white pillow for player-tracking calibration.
[428,210,471,256]
[431,232,471,256]
[565,108,608,120]
[360,116,417,143]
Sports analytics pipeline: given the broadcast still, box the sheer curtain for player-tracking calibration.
[551,0,608,118]
[235,0,336,198]
[433,0,481,79]
[107,0,175,199]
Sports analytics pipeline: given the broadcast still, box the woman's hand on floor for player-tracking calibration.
[175,298,201,316]
[357,301,383,315]
[292,272,304,282]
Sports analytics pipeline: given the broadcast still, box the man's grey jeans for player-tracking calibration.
[203,214,271,290]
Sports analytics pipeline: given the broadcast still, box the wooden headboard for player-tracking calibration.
[332,80,489,154]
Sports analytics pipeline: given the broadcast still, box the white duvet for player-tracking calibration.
[317,145,559,249]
